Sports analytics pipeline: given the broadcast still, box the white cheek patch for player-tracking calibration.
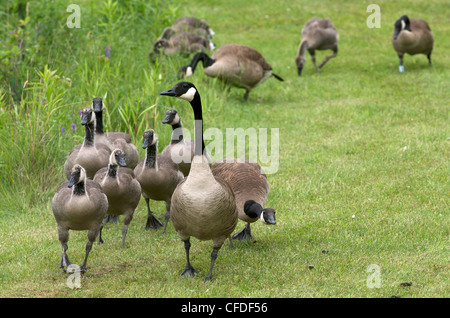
[179,87,197,102]
[185,66,193,77]
[171,113,180,125]
[260,213,267,224]
[401,20,405,30]
[150,135,158,146]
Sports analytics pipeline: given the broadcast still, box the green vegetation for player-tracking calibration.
[0,0,448,298]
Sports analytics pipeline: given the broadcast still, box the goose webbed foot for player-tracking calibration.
[59,253,72,270]
[231,223,254,242]
[104,214,120,224]
[181,264,199,277]
[145,212,163,230]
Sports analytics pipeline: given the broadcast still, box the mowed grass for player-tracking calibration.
[0,0,448,298]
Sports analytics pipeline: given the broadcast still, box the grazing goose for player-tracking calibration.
[134,129,184,233]
[93,149,141,248]
[178,44,284,100]
[52,164,108,272]
[160,81,238,281]
[295,17,338,76]
[211,159,276,242]
[160,109,194,177]
[149,32,215,63]
[392,15,434,72]
[64,108,110,179]
[92,97,139,169]
[172,16,215,38]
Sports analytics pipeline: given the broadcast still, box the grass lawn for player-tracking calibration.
[0,0,448,298]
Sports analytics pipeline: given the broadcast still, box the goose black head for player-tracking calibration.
[111,149,127,167]
[80,108,94,126]
[142,129,157,149]
[262,208,276,225]
[393,15,411,40]
[244,200,277,225]
[68,164,85,188]
[162,109,180,125]
[92,97,103,112]
[160,82,198,102]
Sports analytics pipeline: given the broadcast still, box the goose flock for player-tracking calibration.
[52,14,434,280]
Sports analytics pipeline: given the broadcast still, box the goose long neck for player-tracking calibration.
[171,121,183,144]
[83,122,95,147]
[107,164,118,178]
[190,52,215,73]
[298,40,308,57]
[72,180,86,196]
[94,110,104,135]
[190,93,205,157]
[144,144,157,169]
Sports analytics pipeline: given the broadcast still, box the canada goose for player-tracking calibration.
[172,16,215,38]
[134,129,184,233]
[52,164,108,272]
[178,44,284,100]
[64,108,110,179]
[211,159,276,242]
[92,97,139,169]
[160,109,194,176]
[392,15,434,72]
[149,32,215,63]
[160,81,238,281]
[93,149,141,248]
[295,17,338,76]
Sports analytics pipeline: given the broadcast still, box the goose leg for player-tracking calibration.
[80,228,99,272]
[243,88,250,101]
[181,239,198,277]
[228,236,235,249]
[144,198,163,230]
[58,228,71,270]
[398,53,404,72]
[427,53,432,66]
[97,224,104,244]
[204,245,221,281]
[121,213,133,248]
[310,51,319,73]
[318,49,338,69]
[231,223,254,241]
[161,202,171,234]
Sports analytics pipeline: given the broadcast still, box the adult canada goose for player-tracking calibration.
[160,81,238,281]
[52,164,108,272]
[211,159,276,242]
[172,16,215,38]
[92,97,139,169]
[93,149,141,248]
[134,129,184,233]
[149,32,215,63]
[64,108,110,179]
[160,109,194,176]
[392,15,434,72]
[178,44,284,100]
[295,17,338,76]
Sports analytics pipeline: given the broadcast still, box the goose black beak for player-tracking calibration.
[265,214,276,225]
[162,113,172,124]
[297,66,303,76]
[160,87,177,97]
[393,30,400,40]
